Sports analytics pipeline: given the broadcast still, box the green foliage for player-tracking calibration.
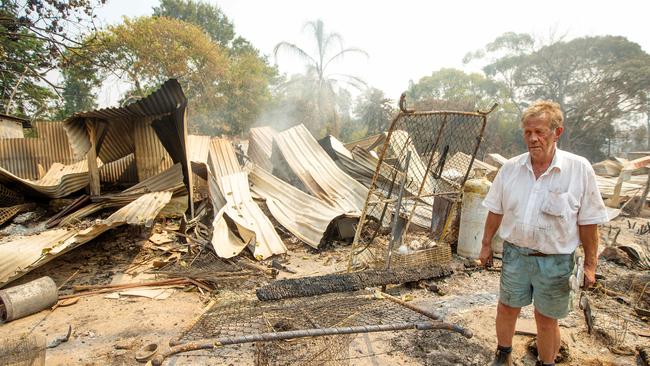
[1,3,54,117]
[152,0,277,135]
[1,0,105,119]
[406,68,524,158]
[273,19,367,137]
[153,0,235,49]
[75,15,275,135]
[468,33,650,161]
[351,88,394,137]
[55,52,100,120]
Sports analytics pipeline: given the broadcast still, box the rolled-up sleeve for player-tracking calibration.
[482,168,504,214]
[577,165,609,225]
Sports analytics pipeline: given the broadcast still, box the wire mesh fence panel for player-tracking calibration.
[349,106,491,271]
[176,291,432,365]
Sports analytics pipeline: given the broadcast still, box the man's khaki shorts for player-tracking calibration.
[499,241,575,319]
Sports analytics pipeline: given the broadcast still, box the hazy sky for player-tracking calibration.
[95,0,649,106]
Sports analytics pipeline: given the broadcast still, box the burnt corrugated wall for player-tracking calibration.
[0,121,137,184]
[134,119,173,181]
[0,122,76,179]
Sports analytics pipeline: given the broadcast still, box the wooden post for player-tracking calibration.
[85,119,100,197]
[633,172,650,216]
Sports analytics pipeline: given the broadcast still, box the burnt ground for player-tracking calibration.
[0,215,648,365]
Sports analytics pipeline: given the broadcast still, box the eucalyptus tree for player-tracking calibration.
[466,33,650,160]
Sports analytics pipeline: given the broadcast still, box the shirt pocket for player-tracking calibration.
[540,191,576,221]
[536,191,578,244]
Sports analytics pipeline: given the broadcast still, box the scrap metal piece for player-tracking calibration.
[47,325,72,349]
[272,124,367,213]
[0,159,103,199]
[0,191,173,287]
[248,127,277,172]
[0,276,57,323]
[249,165,359,249]
[207,139,285,260]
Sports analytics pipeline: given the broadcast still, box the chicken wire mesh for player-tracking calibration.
[0,333,46,366]
[154,250,270,290]
[176,291,433,365]
[349,104,492,271]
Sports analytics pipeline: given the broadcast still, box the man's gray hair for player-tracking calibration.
[521,100,564,129]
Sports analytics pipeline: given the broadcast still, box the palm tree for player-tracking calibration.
[273,19,368,135]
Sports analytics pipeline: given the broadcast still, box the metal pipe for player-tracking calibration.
[153,321,448,365]
[375,290,473,339]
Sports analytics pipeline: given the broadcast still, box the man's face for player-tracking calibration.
[523,115,563,163]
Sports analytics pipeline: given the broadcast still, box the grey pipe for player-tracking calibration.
[0,276,58,323]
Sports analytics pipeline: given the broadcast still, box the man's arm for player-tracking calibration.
[479,211,503,267]
[578,224,599,288]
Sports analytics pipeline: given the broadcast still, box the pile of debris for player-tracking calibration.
[0,88,498,364]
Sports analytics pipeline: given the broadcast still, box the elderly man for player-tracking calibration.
[480,101,608,366]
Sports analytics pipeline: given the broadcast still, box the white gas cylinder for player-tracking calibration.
[457,175,502,259]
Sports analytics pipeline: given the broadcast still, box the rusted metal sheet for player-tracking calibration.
[64,79,193,216]
[0,159,102,198]
[206,139,286,260]
[99,153,138,184]
[248,127,277,172]
[0,191,173,287]
[249,165,357,249]
[133,119,173,181]
[273,124,367,213]
[58,164,186,226]
[64,79,187,161]
[98,118,135,164]
[0,122,76,180]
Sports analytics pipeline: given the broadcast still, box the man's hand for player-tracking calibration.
[479,240,493,268]
[583,264,596,288]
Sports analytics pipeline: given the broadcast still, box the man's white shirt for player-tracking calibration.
[482,148,608,254]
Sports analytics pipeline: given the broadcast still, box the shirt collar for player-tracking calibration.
[522,146,563,173]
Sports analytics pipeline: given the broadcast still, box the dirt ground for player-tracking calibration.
[1,216,649,365]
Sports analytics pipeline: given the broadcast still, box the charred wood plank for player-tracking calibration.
[256,266,452,301]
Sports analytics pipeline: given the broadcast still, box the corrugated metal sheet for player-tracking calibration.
[596,175,643,198]
[63,79,193,215]
[248,127,276,172]
[344,133,387,152]
[187,135,212,164]
[133,119,173,181]
[387,130,435,196]
[0,122,76,180]
[0,191,173,287]
[99,153,138,184]
[206,140,286,260]
[98,118,135,163]
[59,164,186,226]
[64,79,187,161]
[208,138,241,178]
[0,159,102,198]
[250,165,356,249]
[273,124,367,213]
[0,120,24,138]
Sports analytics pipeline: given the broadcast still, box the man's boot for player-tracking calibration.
[490,345,512,366]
